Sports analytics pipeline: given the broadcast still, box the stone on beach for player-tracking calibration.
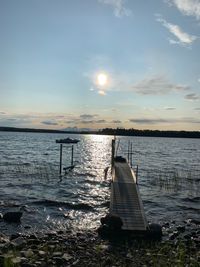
[3,211,23,223]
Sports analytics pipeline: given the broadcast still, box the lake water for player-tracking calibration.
[0,131,199,235]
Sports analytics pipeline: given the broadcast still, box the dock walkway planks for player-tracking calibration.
[110,161,148,231]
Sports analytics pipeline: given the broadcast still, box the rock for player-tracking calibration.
[11,257,22,264]
[53,251,63,257]
[12,237,25,247]
[38,250,46,256]
[24,225,31,229]
[98,244,111,251]
[53,257,64,265]
[101,214,123,230]
[72,259,80,265]
[0,213,3,219]
[191,219,200,225]
[185,219,192,225]
[183,233,192,240]
[21,263,36,267]
[3,211,23,223]
[147,223,162,240]
[177,225,186,232]
[169,231,179,240]
[21,249,34,258]
[62,252,73,261]
[0,233,10,243]
[10,233,21,240]
[35,261,42,266]
[97,225,110,237]
[192,237,200,244]
[28,234,38,240]
[163,222,169,228]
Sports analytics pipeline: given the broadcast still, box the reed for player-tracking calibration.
[148,168,200,195]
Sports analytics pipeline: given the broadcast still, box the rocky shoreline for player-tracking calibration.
[0,219,200,267]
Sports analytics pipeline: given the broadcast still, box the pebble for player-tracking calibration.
[38,250,46,256]
[177,225,186,232]
[12,237,26,247]
[0,222,199,267]
[169,231,179,240]
[12,257,22,264]
[63,252,73,261]
[53,257,64,265]
[21,249,34,258]
[72,259,80,265]
[53,251,63,257]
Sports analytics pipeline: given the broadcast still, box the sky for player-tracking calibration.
[0,0,200,131]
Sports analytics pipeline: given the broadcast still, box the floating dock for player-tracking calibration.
[110,159,148,231]
[108,137,148,232]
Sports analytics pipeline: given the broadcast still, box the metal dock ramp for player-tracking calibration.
[110,161,148,231]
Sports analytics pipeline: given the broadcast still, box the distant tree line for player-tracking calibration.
[99,128,200,138]
[0,126,200,138]
[0,127,68,134]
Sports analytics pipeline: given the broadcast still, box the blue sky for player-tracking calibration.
[0,0,200,130]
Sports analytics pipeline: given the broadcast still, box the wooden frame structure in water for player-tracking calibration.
[56,138,79,175]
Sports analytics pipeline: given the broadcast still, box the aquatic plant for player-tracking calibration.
[148,168,200,196]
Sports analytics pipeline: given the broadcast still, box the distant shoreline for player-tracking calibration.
[0,126,200,138]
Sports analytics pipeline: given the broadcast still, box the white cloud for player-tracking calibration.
[156,15,198,46]
[98,0,131,17]
[166,0,200,20]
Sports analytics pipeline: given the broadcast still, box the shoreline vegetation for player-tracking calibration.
[0,126,200,139]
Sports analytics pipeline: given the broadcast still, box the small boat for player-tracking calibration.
[56,137,80,144]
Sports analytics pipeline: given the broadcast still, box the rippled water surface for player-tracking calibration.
[0,132,199,235]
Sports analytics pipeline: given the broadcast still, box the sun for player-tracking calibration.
[97,73,108,87]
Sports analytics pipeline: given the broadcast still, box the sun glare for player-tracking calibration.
[97,73,108,86]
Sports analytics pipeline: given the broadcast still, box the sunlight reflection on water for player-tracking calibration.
[0,132,200,234]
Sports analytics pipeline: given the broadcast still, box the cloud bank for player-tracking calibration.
[129,117,200,124]
[131,75,190,95]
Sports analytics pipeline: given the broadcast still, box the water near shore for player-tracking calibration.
[0,132,199,236]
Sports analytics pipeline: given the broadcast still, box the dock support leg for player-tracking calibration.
[59,144,63,175]
[128,141,130,164]
[130,142,133,168]
[71,145,74,166]
[111,139,115,169]
[136,165,138,184]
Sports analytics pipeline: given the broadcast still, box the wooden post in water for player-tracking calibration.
[111,139,115,169]
[71,145,74,166]
[136,165,138,184]
[130,142,133,168]
[59,144,63,175]
[128,141,130,164]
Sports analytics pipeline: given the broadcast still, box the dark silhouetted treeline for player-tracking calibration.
[99,128,200,138]
[0,126,200,138]
[0,127,70,134]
